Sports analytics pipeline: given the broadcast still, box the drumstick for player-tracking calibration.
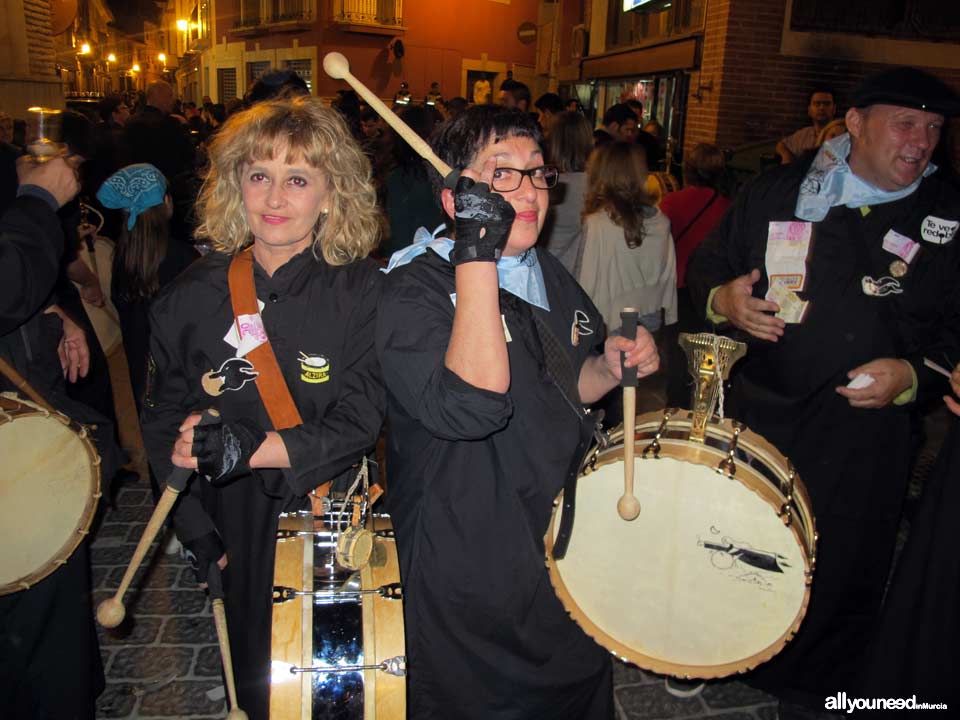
[97,409,221,628]
[323,52,453,179]
[617,309,641,521]
[206,563,248,720]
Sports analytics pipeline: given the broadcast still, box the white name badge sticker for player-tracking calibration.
[920,215,959,245]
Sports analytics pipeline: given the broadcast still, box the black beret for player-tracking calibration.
[851,66,960,116]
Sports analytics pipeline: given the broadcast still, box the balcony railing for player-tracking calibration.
[332,0,403,29]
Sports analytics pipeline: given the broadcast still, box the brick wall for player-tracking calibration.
[683,0,960,155]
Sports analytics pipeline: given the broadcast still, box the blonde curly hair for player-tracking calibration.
[195,96,379,265]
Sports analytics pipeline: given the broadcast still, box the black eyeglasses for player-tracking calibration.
[491,165,559,192]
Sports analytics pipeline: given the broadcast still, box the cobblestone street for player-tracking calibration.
[91,475,777,720]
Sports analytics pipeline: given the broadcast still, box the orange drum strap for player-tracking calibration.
[228,250,333,513]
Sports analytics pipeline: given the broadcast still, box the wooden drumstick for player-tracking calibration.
[206,563,248,720]
[97,409,221,628]
[323,52,453,179]
[617,309,641,521]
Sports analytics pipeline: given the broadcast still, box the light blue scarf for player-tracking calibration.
[384,225,551,311]
[795,133,936,222]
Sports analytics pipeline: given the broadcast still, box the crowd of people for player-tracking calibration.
[1,63,959,720]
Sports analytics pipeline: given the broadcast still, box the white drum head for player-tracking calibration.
[548,445,811,677]
[0,410,99,593]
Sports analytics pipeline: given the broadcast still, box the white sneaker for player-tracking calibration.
[162,529,183,556]
[664,676,705,698]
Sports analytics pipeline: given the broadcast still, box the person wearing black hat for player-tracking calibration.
[686,66,960,719]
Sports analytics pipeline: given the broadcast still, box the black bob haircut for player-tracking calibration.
[428,104,543,215]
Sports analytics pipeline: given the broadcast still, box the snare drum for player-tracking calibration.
[545,409,816,678]
[0,393,102,595]
[270,509,405,719]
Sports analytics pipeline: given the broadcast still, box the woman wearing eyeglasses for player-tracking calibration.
[376,106,659,719]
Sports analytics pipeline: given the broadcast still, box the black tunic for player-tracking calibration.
[687,160,960,708]
[376,248,613,720]
[0,194,105,719]
[141,249,385,720]
[859,414,960,711]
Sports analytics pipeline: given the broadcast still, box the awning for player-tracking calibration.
[582,37,699,80]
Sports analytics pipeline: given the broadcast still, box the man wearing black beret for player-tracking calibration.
[687,66,960,718]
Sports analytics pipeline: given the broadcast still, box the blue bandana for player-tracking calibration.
[97,163,167,230]
[795,133,936,222]
[384,225,551,311]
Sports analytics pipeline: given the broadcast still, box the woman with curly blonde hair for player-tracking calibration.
[141,95,385,719]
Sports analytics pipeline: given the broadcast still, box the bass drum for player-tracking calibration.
[0,393,101,595]
[270,508,405,719]
[545,409,816,678]
[645,171,681,206]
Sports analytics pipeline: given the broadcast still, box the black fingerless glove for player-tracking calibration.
[182,529,225,586]
[192,418,266,484]
[450,175,516,265]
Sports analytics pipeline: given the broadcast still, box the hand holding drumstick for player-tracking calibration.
[617,309,642,521]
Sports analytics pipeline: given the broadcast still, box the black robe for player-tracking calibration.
[141,249,385,720]
[859,413,960,712]
[0,194,105,720]
[376,248,613,720]
[687,159,960,709]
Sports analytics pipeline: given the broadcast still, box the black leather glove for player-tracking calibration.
[191,418,266,483]
[450,175,516,265]
[181,529,225,586]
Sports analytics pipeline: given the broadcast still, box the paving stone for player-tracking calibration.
[126,523,147,542]
[709,713,760,720]
[617,683,705,719]
[101,646,114,674]
[92,564,110,588]
[161,616,219,644]
[130,589,209,615]
[116,488,150,507]
[111,646,194,679]
[195,645,224,677]
[136,679,225,716]
[109,505,156,523]
[757,706,778,720]
[701,679,777,709]
[613,659,658,686]
[93,544,140,565]
[98,616,162,645]
[106,563,181,591]
[95,681,138,718]
[95,523,132,541]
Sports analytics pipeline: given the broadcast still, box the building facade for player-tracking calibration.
[163,0,542,106]
[537,0,960,167]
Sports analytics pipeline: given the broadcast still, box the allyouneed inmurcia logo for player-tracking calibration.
[825,692,948,713]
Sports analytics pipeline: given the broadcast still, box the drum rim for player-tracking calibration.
[543,410,816,678]
[0,396,102,595]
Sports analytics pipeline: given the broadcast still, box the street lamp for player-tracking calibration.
[107,53,116,63]
[158,53,166,65]
[176,19,188,32]
[132,63,140,72]
[80,42,91,55]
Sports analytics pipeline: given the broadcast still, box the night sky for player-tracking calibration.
[106,0,161,34]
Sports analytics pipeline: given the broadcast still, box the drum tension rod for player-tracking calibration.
[272,582,403,604]
[778,463,796,527]
[716,421,744,477]
[642,408,675,459]
[290,655,406,677]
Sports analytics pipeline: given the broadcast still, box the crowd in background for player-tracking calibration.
[4,65,960,720]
